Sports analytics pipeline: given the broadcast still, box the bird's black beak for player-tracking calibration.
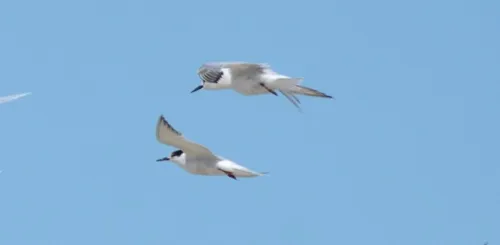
[156,157,170,162]
[190,85,203,93]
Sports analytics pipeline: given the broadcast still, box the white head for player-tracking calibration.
[156,149,186,165]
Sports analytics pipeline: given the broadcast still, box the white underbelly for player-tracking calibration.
[177,159,261,177]
[179,163,224,176]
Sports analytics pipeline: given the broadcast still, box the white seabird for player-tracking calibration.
[155,115,268,180]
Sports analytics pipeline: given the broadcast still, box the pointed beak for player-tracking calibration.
[190,85,203,93]
[156,157,170,162]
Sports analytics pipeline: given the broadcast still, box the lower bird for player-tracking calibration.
[190,62,334,110]
[155,115,268,180]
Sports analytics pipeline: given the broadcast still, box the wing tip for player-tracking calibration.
[157,115,170,129]
[156,114,182,136]
[156,115,164,142]
[158,114,166,122]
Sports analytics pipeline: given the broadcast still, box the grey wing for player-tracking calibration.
[200,62,271,81]
[156,115,216,158]
[197,63,224,84]
[224,62,271,80]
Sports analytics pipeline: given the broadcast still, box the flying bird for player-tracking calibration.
[0,92,31,104]
[155,115,268,180]
[190,62,334,109]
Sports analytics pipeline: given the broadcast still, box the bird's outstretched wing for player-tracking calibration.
[0,92,31,104]
[224,62,270,80]
[197,64,224,84]
[156,115,216,158]
[199,62,271,82]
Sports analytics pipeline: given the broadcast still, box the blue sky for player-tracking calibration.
[0,0,499,244]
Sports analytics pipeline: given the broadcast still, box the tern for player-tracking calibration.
[155,115,268,180]
[0,92,31,104]
[190,62,334,109]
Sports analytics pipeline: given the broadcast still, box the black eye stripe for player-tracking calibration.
[171,150,183,158]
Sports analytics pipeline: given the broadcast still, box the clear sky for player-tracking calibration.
[0,0,498,244]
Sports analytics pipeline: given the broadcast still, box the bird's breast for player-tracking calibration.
[216,69,233,87]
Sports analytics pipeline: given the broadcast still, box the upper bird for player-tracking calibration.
[0,92,31,104]
[155,115,267,180]
[190,62,334,110]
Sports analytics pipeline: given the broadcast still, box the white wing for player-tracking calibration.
[156,115,216,158]
[0,92,31,104]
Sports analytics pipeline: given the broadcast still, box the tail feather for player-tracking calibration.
[290,85,334,99]
[279,90,303,111]
[270,78,334,110]
[273,78,304,89]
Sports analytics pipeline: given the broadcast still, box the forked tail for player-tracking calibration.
[289,84,334,99]
[272,78,334,110]
[274,78,333,99]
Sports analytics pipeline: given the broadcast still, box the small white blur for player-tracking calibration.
[0,92,32,104]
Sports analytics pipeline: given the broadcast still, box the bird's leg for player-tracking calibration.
[259,83,278,96]
[218,168,238,180]
[226,173,237,180]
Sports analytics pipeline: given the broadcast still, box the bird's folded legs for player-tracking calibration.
[218,168,237,180]
[259,83,278,96]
